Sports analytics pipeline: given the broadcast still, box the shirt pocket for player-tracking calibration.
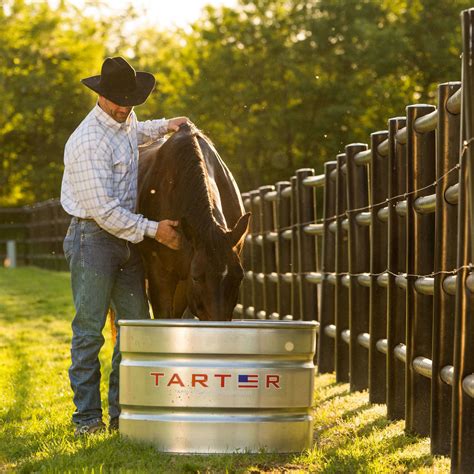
[112,152,131,185]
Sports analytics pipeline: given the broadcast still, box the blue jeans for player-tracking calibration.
[63,217,150,425]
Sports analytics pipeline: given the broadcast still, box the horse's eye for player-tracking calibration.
[192,274,205,283]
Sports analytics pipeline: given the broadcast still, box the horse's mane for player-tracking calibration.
[161,124,230,256]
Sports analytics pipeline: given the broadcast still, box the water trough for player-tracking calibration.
[119,319,317,453]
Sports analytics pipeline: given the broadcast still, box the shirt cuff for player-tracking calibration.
[145,220,159,239]
[161,119,170,135]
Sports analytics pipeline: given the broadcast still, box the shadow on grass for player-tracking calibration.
[11,416,436,474]
[0,340,43,463]
[2,340,33,422]
[313,401,374,443]
[18,434,292,474]
[318,410,436,473]
[321,430,434,473]
[315,387,351,405]
[340,402,373,421]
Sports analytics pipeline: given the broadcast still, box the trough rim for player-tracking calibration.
[119,319,318,330]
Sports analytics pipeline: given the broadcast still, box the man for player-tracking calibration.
[61,56,186,436]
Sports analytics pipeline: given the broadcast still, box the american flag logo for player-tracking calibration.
[238,374,259,388]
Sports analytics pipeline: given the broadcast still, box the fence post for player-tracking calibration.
[318,161,337,374]
[346,142,370,392]
[248,190,262,319]
[259,185,278,319]
[335,153,350,383]
[26,205,32,266]
[275,181,292,320]
[369,131,389,404]
[463,8,474,259]
[296,168,318,321]
[387,116,408,421]
[290,176,301,320]
[254,189,267,319]
[6,241,17,268]
[451,123,474,473]
[405,103,436,436]
[431,82,461,455]
[451,128,474,473]
[240,192,252,318]
[451,10,474,470]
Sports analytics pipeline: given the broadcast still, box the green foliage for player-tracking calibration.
[0,0,107,205]
[0,0,472,203]
[136,0,471,191]
[0,267,450,472]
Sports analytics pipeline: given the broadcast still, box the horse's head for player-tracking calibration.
[181,213,251,321]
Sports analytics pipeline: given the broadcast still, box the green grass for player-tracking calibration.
[0,267,450,473]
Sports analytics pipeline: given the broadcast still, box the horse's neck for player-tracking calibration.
[177,152,221,234]
[198,143,227,228]
[198,137,244,229]
[208,179,226,228]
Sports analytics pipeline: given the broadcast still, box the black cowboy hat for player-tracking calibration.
[81,56,155,106]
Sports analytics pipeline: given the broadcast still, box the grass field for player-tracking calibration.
[0,267,451,473]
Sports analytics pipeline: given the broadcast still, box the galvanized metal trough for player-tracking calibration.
[118,319,317,453]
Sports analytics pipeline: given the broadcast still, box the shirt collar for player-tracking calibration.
[93,103,133,131]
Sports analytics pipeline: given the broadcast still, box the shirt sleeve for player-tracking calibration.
[65,138,159,243]
[137,118,169,145]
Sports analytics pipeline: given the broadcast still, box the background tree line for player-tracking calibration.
[0,0,471,206]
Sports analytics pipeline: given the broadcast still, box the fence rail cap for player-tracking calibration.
[413,108,438,133]
[463,374,474,398]
[395,127,408,144]
[303,174,325,187]
[258,185,275,193]
[354,149,371,165]
[263,191,278,202]
[445,84,461,114]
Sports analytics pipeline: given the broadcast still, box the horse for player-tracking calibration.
[136,123,250,321]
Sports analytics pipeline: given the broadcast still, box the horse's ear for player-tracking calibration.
[228,212,251,250]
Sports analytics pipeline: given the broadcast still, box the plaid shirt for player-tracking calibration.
[61,104,169,243]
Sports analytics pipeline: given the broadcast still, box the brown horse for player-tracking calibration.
[137,123,250,321]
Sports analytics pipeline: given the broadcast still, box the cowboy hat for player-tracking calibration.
[81,56,155,106]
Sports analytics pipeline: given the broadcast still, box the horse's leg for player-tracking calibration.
[147,265,178,318]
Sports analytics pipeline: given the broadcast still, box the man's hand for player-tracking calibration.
[167,117,191,132]
[155,219,181,250]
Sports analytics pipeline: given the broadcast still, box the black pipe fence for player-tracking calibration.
[1,7,474,472]
[0,198,69,271]
[235,8,474,472]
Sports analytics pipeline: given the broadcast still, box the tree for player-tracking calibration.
[136,0,472,191]
[0,0,471,204]
[0,0,108,205]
